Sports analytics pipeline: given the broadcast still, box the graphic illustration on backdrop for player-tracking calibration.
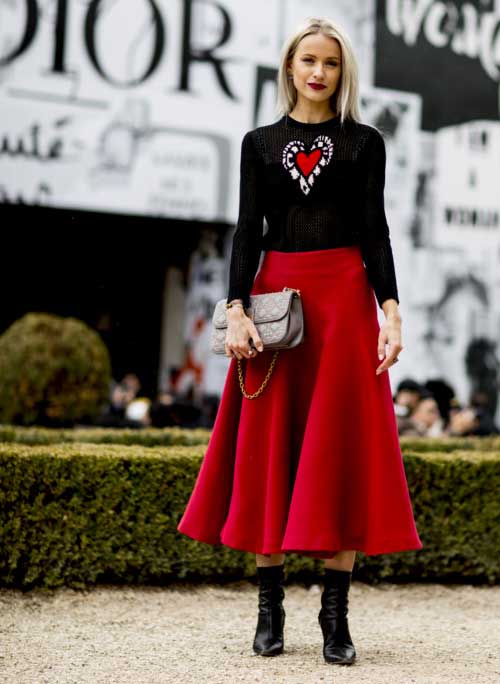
[1,0,499,418]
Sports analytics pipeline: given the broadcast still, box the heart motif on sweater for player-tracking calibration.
[282,135,334,195]
[296,149,322,177]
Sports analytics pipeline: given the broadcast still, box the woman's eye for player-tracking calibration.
[302,58,337,66]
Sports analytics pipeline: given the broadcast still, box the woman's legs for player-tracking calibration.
[324,550,356,571]
[256,552,286,567]
[255,549,356,569]
[252,551,357,661]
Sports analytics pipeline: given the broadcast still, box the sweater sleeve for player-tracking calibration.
[226,130,265,310]
[359,128,399,308]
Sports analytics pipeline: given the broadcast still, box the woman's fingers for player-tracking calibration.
[225,342,241,359]
[249,324,264,352]
[377,335,387,361]
[376,320,403,374]
[225,338,253,360]
[225,320,264,360]
[376,343,403,375]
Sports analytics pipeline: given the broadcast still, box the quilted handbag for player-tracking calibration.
[210,287,304,399]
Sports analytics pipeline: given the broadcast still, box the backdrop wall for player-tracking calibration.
[1,0,499,418]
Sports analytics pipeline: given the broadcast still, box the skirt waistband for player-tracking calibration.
[261,245,363,275]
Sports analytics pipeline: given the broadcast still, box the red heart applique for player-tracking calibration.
[282,136,334,195]
[296,149,321,177]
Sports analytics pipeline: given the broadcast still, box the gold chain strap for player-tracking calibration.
[233,287,301,400]
[237,350,280,399]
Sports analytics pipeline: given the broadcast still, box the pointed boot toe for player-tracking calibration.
[318,610,356,664]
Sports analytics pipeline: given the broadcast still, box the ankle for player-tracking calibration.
[323,567,352,582]
[256,563,285,578]
[323,564,353,573]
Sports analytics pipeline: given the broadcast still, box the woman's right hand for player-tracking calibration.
[225,305,264,360]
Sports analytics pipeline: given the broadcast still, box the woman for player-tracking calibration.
[177,16,423,666]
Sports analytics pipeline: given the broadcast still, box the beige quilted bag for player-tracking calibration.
[210,287,304,399]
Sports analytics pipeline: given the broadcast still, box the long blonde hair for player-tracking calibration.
[276,17,362,125]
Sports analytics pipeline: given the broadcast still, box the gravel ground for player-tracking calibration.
[0,581,499,684]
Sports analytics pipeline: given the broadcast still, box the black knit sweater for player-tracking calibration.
[226,113,399,310]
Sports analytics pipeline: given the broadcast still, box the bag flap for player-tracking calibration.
[212,290,294,328]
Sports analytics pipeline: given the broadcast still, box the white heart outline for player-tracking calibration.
[282,135,334,195]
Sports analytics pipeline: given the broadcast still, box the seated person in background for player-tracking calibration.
[398,390,444,437]
[468,390,500,435]
[96,372,144,427]
[446,402,499,437]
[424,378,456,431]
[394,379,424,435]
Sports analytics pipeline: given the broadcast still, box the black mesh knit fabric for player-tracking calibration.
[226,113,399,310]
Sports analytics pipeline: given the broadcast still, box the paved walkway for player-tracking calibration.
[1,581,498,683]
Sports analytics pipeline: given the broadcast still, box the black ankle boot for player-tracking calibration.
[252,564,285,656]
[318,568,356,665]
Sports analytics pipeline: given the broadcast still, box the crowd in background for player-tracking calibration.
[96,372,219,429]
[95,371,499,436]
[394,378,499,437]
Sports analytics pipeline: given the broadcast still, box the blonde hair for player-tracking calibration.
[276,16,362,125]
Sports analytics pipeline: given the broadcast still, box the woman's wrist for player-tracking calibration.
[226,302,247,319]
[381,298,401,321]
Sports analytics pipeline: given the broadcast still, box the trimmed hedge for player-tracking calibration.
[0,425,211,447]
[0,443,498,589]
[0,424,499,452]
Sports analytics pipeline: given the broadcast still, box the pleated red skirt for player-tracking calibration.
[177,246,423,559]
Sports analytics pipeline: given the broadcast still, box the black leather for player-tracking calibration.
[318,568,356,665]
[252,564,286,656]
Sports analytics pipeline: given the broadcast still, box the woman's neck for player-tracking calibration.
[288,103,337,124]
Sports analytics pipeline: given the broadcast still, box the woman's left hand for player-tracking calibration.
[376,314,403,375]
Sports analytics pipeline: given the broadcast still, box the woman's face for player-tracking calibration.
[412,398,441,429]
[288,33,342,108]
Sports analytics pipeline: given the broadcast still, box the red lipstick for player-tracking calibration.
[308,83,326,90]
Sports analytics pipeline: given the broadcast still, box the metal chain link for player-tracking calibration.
[237,350,280,399]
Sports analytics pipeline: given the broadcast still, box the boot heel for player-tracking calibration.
[318,568,356,665]
[252,564,286,656]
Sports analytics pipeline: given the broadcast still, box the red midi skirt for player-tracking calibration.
[177,246,423,559]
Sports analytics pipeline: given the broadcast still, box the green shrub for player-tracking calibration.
[0,425,498,452]
[0,425,211,446]
[0,443,498,589]
[0,313,111,426]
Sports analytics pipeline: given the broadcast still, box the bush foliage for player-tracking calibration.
[0,442,498,589]
[0,313,111,426]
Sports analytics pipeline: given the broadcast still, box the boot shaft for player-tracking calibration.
[253,563,286,656]
[320,568,352,619]
[256,564,285,610]
[318,568,356,664]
